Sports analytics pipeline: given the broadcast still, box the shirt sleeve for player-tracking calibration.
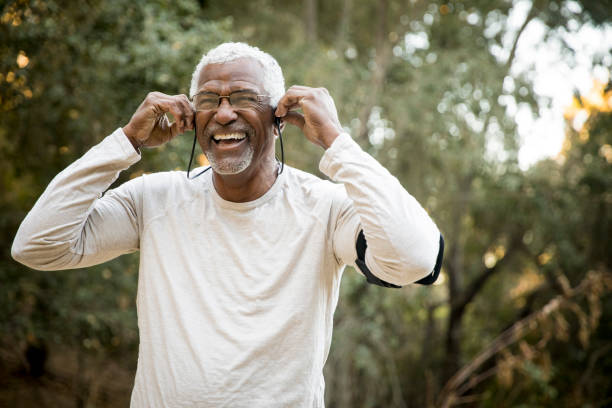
[319,133,442,286]
[11,128,142,271]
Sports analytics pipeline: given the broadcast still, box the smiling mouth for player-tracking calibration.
[212,132,247,144]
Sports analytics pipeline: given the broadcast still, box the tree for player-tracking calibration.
[438,78,612,408]
[1,0,231,404]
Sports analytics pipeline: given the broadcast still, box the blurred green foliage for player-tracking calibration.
[1,0,611,407]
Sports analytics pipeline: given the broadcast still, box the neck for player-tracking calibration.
[212,156,279,202]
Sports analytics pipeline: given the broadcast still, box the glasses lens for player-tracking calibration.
[195,93,219,110]
[230,91,261,108]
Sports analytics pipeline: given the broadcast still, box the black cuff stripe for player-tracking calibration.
[355,230,401,288]
[355,230,444,287]
[414,234,444,285]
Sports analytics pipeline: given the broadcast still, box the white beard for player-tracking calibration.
[204,143,255,175]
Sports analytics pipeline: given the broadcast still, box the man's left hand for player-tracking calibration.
[275,86,344,149]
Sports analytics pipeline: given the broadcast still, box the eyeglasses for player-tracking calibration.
[193,90,270,111]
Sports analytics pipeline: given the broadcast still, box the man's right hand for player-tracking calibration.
[123,92,195,150]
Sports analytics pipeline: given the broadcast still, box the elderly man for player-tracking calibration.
[12,42,443,407]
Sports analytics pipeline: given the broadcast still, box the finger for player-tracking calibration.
[157,111,181,140]
[158,99,189,134]
[170,96,193,133]
[176,95,195,131]
[150,94,190,133]
[170,120,182,139]
[275,101,301,118]
[282,111,305,131]
[275,88,313,116]
[286,85,313,91]
[153,112,173,140]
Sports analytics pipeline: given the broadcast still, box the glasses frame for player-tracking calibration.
[192,90,271,111]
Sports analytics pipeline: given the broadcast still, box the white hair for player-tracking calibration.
[189,42,285,106]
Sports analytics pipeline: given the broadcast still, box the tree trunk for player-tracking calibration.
[304,0,317,43]
[444,305,463,381]
[355,0,391,144]
[440,2,537,383]
[74,348,89,408]
[443,176,469,380]
[335,0,352,52]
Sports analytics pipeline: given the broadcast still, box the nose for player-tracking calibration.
[213,97,238,125]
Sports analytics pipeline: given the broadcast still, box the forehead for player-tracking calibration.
[197,58,265,93]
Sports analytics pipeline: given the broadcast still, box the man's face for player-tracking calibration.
[194,58,276,176]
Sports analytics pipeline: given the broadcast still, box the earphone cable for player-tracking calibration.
[187,121,211,179]
[277,119,284,175]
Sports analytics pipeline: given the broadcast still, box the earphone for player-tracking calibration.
[186,120,210,179]
[275,116,284,175]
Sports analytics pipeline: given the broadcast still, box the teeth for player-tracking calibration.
[213,133,246,141]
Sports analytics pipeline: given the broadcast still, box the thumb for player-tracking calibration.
[282,111,305,131]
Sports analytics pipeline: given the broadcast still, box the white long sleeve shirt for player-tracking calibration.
[12,128,441,407]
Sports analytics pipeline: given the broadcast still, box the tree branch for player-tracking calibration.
[452,235,523,318]
[438,270,612,408]
[505,0,538,70]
